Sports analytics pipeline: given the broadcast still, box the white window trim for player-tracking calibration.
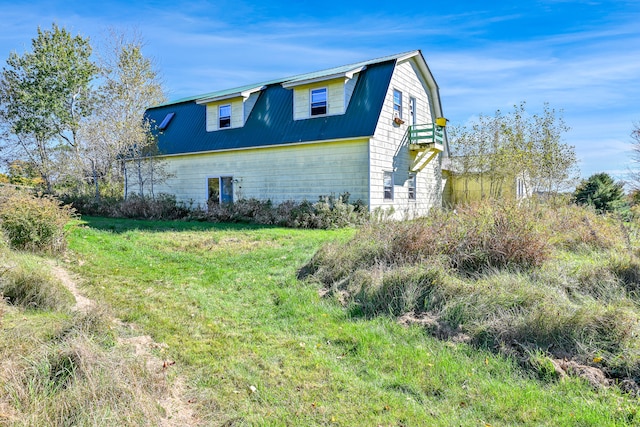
[219,104,231,129]
[310,87,328,117]
[408,173,417,201]
[383,171,394,201]
[206,175,234,205]
[393,89,403,119]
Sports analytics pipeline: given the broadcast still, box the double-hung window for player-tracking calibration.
[311,88,327,116]
[383,171,394,201]
[219,104,231,129]
[408,173,416,200]
[393,89,402,119]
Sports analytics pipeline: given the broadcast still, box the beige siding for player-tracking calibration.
[205,97,251,131]
[369,58,442,219]
[344,73,359,111]
[244,92,260,122]
[149,139,370,208]
[292,78,348,120]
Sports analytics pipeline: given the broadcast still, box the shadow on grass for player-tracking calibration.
[77,216,278,234]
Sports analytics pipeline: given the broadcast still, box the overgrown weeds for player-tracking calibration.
[191,192,369,229]
[0,307,165,426]
[0,249,74,311]
[0,187,75,253]
[0,246,176,426]
[302,199,640,388]
[64,192,369,229]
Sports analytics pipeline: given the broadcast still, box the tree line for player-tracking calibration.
[447,101,580,202]
[0,24,166,199]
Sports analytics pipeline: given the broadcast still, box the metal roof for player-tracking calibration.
[146,59,397,156]
[152,50,419,108]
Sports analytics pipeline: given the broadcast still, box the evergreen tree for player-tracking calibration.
[573,172,625,213]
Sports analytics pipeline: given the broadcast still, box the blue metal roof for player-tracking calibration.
[146,59,396,156]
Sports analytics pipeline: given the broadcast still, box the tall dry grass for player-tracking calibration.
[301,199,640,383]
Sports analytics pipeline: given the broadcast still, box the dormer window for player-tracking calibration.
[219,104,231,128]
[310,88,327,116]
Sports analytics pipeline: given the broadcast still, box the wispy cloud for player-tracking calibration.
[0,0,638,180]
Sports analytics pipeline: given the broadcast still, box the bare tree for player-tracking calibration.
[77,29,166,199]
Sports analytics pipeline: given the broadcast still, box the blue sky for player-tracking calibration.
[1,0,639,182]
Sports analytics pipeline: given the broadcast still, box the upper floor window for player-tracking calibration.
[409,96,417,126]
[219,104,231,128]
[311,88,327,116]
[393,89,402,119]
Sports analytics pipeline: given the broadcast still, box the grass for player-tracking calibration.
[36,215,638,425]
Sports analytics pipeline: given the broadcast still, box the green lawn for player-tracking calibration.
[63,217,638,426]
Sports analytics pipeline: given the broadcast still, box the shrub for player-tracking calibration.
[0,188,75,253]
[59,194,122,217]
[304,199,551,276]
[202,193,368,229]
[116,193,190,220]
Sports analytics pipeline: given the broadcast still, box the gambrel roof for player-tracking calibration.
[145,50,442,156]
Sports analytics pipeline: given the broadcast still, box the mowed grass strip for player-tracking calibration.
[65,217,638,426]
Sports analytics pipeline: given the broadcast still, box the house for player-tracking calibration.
[141,50,449,218]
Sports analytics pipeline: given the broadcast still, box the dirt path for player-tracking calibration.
[48,261,199,426]
[48,262,95,312]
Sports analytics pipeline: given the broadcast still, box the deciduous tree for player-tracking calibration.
[448,102,578,202]
[78,30,166,199]
[0,24,97,192]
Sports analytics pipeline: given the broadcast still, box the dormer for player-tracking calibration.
[196,86,263,132]
[282,66,364,120]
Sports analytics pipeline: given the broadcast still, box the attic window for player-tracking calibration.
[310,88,327,116]
[158,112,175,130]
[219,104,231,128]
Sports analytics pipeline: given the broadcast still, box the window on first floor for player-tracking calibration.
[311,88,327,116]
[383,171,394,201]
[408,173,416,200]
[219,104,231,128]
[208,176,234,205]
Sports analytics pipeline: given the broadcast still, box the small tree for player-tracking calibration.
[573,172,626,213]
